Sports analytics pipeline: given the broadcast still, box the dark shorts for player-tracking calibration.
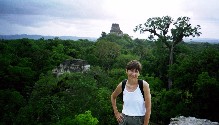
[119,114,145,125]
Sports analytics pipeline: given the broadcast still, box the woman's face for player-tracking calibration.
[126,69,139,79]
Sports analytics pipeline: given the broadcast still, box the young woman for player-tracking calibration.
[111,60,151,125]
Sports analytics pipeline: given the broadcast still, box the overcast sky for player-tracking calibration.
[0,0,219,39]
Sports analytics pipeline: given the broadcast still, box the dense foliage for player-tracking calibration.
[134,16,202,89]
[0,33,219,125]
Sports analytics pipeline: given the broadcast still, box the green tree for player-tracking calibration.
[51,44,70,65]
[94,40,121,70]
[193,72,219,121]
[90,88,116,124]
[113,54,140,69]
[15,71,98,124]
[53,111,98,125]
[168,44,219,122]
[98,33,134,51]
[169,47,219,91]
[134,16,201,89]
[101,32,107,38]
[0,90,25,125]
[157,89,192,124]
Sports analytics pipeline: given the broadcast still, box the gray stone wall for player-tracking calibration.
[169,116,219,125]
[110,23,123,35]
[52,59,90,77]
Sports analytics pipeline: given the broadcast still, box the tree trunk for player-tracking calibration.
[168,44,174,89]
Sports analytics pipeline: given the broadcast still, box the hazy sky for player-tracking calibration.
[0,0,219,39]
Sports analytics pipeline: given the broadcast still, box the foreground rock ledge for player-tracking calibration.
[169,116,219,125]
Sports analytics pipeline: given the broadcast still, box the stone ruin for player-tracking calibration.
[110,23,123,36]
[169,116,219,125]
[52,59,90,77]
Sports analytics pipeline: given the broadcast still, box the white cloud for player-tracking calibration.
[0,0,219,39]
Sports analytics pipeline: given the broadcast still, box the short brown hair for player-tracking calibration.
[126,60,142,72]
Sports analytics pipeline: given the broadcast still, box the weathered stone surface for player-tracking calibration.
[169,116,219,125]
[110,23,123,35]
[52,59,90,77]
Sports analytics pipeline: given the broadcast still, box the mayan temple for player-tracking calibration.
[110,23,123,35]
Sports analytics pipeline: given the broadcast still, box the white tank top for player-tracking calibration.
[122,85,146,116]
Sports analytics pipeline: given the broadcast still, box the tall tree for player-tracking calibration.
[94,40,121,70]
[134,16,201,89]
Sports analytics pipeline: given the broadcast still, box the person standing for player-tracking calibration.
[111,60,151,125]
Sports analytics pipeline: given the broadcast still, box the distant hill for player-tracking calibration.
[183,38,219,43]
[1,34,219,43]
[0,34,97,41]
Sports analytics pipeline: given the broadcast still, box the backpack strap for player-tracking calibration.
[121,79,145,100]
[138,80,145,100]
[122,79,127,92]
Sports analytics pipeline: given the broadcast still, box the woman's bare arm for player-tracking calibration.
[111,82,123,123]
[143,81,151,125]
